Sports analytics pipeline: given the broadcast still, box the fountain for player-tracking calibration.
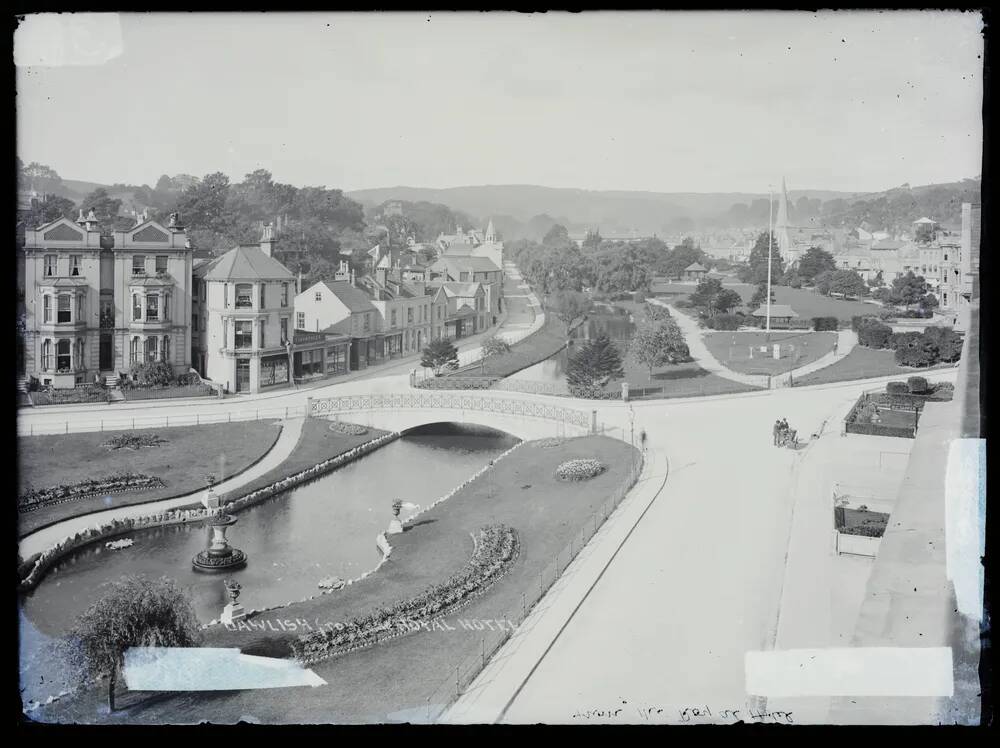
[192,509,247,572]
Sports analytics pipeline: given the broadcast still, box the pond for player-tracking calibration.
[19,424,519,706]
[510,307,636,386]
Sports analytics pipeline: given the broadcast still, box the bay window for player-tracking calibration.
[57,295,71,323]
[41,339,52,370]
[146,294,159,321]
[259,323,266,349]
[57,339,71,371]
[133,293,142,321]
[130,336,139,365]
[163,292,171,322]
[234,320,252,349]
[75,339,84,369]
[43,295,52,323]
[163,336,170,363]
[259,283,266,309]
[145,336,158,362]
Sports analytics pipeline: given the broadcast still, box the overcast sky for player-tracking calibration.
[15,10,984,194]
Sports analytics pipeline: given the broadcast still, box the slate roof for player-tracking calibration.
[201,246,294,281]
[684,262,708,272]
[440,256,501,273]
[312,280,378,313]
[436,281,483,297]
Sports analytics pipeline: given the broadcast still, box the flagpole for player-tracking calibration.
[766,185,773,333]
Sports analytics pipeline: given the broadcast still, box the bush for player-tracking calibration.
[812,316,838,331]
[555,459,607,481]
[708,313,741,330]
[128,360,177,388]
[907,376,930,394]
[894,332,937,367]
[789,275,803,289]
[886,381,909,395]
[921,326,964,362]
[856,318,894,349]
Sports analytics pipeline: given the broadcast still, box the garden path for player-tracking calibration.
[18,417,305,562]
[783,329,859,382]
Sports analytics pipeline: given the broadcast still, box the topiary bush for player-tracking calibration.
[812,316,838,331]
[907,376,930,394]
[886,381,909,395]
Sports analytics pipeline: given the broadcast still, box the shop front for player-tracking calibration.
[260,352,290,388]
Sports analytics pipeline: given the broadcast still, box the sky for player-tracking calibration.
[15,10,985,195]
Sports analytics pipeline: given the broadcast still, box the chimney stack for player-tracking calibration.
[260,223,275,257]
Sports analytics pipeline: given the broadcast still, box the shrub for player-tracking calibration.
[708,313,741,331]
[907,376,930,394]
[555,459,607,481]
[789,275,803,289]
[921,326,964,362]
[812,316,838,331]
[894,332,937,367]
[673,298,692,309]
[856,318,894,349]
[886,381,909,395]
[128,361,177,388]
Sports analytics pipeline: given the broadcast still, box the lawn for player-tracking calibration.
[18,422,283,537]
[793,345,957,387]
[702,330,837,375]
[655,282,881,322]
[216,417,391,505]
[35,435,640,724]
[451,305,569,378]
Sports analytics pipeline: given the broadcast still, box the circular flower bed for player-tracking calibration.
[328,421,369,436]
[555,459,606,481]
[103,433,168,451]
[535,438,564,448]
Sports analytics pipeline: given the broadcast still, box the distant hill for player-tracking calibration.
[346,184,860,236]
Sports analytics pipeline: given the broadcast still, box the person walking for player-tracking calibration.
[773,419,781,446]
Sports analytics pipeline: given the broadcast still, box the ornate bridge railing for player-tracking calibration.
[307,392,594,431]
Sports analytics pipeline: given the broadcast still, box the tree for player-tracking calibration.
[21,194,76,227]
[751,282,775,308]
[662,237,706,280]
[689,277,724,311]
[629,320,689,380]
[829,269,866,298]
[738,231,785,285]
[566,332,624,396]
[551,290,593,337]
[81,188,126,233]
[480,335,511,374]
[421,338,459,376]
[713,288,743,316]
[888,271,935,308]
[814,269,834,296]
[797,246,836,284]
[66,575,200,712]
[542,223,572,249]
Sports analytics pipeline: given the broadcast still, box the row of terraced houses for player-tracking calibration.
[19,212,504,394]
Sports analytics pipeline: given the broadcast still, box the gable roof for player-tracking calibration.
[437,281,483,298]
[441,255,501,273]
[202,245,295,281]
[307,280,377,313]
[684,262,708,272]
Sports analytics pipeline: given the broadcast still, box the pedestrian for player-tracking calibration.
[773,420,781,446]
[640,429,647,451]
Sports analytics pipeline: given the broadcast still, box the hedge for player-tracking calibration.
[812,316,838,332]
[707,313,741,331]
[856,318,894,349]
[907,376,930,394]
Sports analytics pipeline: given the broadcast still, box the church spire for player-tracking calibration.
[485,218,496,243]
[775,177,790,229]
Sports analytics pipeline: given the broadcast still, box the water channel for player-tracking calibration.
[19,424,519,706]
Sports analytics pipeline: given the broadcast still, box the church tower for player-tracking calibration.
[485,218,496,243]
[775,177,795,263]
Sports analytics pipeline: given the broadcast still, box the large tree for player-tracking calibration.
[566,332,624,396]
[629,320,689,380]
[80,188,129,233]
[551,290,593,338]
[797,246,836,283]
[738,231,785,285]
[888,271,935,308]
[21,194,76,227]
[828,269,866,298]
[663,237,706,280]
[480,335,511,374]
[66,575,200,712]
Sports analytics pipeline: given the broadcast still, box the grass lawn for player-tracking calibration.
[702,330,837,375]
[452,306,569,378]
[17,422,283,537]
[793,345,957,387]
[36,435,640,724]
[655,282,880,322]
[622,358,763,398]
[216,417,391,505]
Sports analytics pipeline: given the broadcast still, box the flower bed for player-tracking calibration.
[291,524,520,665]
[534,438,565,448]
[102,433,168,451]
[121,383,215,401]
[415,376,499,390]
[555,458,606,481]
[30,387,109,406]
[328,421,368,436]
[18,472,166,513]
[16,432,401,592]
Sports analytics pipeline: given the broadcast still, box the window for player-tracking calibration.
[315,291,322,302]
[43,295,52,323]
[234,320,253,349]
[280,318,288,344]
[44,255,57,277]
[944,254,949,261]
[326,345,347,375]
[163,292,171,322]
[281,283,289,307]
[41,339,52,370]
[132,255,146,276]
[133,294,142,321]
[130,336,139,365]
[437,306,442,320]
[391,309,397,327]
[77,295,84,321]
[192,278,200,297]
[57,295,71,323]
[407,307,414,324]
[57,339,71,371]
[163,336,170,363]
[76,339,84,369]
[296,311,305,329]
[222,323,227,349]
[260,284,266,309]
[363,313,371,332]
[146,294,159,321]
[235,284,253,308]
[259,323,266,349]
[193,313,199,331]
[155,256,168,274]
[70,255,82,276]
[223,284,228,308]
[145,336,158,362]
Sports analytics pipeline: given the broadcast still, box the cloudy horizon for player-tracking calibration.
[15,10,985,194]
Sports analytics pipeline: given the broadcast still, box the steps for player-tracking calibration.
[16,375,30,393]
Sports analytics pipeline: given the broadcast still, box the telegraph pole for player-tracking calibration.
[766,185,774,334]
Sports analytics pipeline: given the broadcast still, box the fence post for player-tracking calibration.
[166,417,169,427]
[132,418,135,429]
[197,414,200,425]
[481,637,485,668]
[101,420,103,431]
[285,406,288,419]
[229,412,232,423]
[66,421,69,434]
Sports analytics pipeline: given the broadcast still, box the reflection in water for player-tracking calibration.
[511,308,636,386]
[19,425,518,705]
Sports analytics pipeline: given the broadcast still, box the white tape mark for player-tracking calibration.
[945,438,986,623]
[746,648,954,697]
[123,647,326,691]
[14,13,123,67]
